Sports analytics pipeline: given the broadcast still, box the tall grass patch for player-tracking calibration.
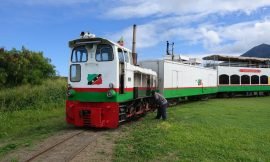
[0,78,66,111]
[0,78,68,159]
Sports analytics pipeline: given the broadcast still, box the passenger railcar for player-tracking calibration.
[203,55,270,96]
[218,66,270,95]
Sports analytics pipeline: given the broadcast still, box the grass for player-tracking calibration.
[114,97,270,162]
[0,78,68,159]
[0,78,66,111]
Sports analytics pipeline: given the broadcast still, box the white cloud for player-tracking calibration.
[108,1,161,19]
[105,0,270,19]
[108,1,270,55]
[201,28,221,48]
[5,0,98,6]
[109,13,209,49]
[111,17,270,55]
[7,0,270,55]
[213,20,270,53]
[110,24,160,49]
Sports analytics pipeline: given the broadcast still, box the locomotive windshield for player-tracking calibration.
[124,51,129,63]
[96,44,114,62]
[118,48,130,63]
[71,46,88,63]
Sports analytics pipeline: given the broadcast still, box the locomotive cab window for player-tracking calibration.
[70,64,81,82]
[118,48,124,63]
[124,51,129,63]
[96,44,114,62]
[71,46,88,62]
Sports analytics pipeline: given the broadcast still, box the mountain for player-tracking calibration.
[242,44,270,58]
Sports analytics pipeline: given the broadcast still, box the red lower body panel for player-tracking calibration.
[66,101,119,128]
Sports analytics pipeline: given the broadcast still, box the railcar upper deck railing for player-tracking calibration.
[203,54,270,69]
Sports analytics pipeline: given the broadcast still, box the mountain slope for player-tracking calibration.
[242,44,270,58]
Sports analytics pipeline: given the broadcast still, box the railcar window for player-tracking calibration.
[260,75,268,84]
[118,48,124,63]
[241,75,250,84]
[96,44,113,62]
[71,46,88,63]
[251,75,259,84]
[219,74,229,84]
[124,51,129,63]
[70,64,81,82]
[230,75,240,84]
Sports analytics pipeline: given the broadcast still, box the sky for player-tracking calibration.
[1,0,270,76]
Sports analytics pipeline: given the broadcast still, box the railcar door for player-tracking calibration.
[146,75,151,95]
[118,48,125,94]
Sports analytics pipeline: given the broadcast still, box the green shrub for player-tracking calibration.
[0,47,56,87]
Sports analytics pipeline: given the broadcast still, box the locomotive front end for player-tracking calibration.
[66,34,120,128]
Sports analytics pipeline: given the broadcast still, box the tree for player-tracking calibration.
[0,46,56,87]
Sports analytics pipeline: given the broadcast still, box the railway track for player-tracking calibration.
[24,130,102,162]
[65,133,100,161]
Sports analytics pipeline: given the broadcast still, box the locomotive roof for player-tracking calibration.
[203,55,270,63]
[133,65,157,76]
[69,37,131,52]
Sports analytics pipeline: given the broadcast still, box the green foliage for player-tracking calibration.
[0,78,66,111]
[0,105,67,159]
[0,47,56,87]
[0,79,68,159]
[114,97,270,162]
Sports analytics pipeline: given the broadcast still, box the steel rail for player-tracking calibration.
[25,131,84,162]
[65,132,101,162]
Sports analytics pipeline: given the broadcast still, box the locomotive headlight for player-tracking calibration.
[107,89,116,98]
[109,83,114,89]
[67,89,75,97]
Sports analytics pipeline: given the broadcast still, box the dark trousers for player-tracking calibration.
[156,103,167,120]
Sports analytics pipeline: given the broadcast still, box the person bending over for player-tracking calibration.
[152,91,168,120]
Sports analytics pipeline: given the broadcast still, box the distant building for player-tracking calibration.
[164,54,202,65]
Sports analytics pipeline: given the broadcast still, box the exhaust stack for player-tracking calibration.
[166,41,175,60]
[166,41,169,55]
[132,24,137,65]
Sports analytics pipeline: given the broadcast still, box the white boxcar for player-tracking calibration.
[139,59,218,99]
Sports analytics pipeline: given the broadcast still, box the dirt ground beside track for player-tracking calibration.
[2,126,124,162]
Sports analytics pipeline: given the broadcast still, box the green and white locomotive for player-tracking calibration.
[66,25,157,128]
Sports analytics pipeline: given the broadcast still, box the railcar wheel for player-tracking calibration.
[228,92,235,98]
[188,96,200,101]
[201,95,209,101]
